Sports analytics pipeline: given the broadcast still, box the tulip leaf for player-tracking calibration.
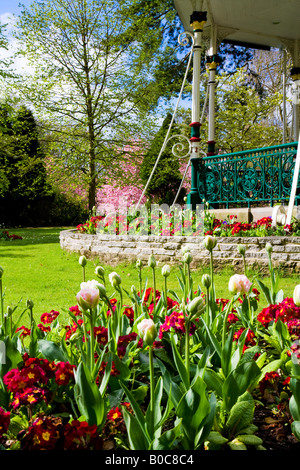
[74,362,106,428]
[122,406,149,450]
[38,339,68,362]
[171,334,189,391]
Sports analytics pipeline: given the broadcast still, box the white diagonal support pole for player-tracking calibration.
[286,133,300,225]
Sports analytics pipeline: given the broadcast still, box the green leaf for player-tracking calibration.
[225,395,255,436]
[228,438,247,450]
[151,418,183,450]
[256,279,272,305]
[176,377,210,431]
[199,318,222,359]
[207,431,228,445]
[119,381,150,445]
[291,421,300,442]
[74,362,106,427]
[236,434,263,446]
[122,406,149,450]
[38,339,68,362]
[221,327,234,377]
[203,368,224,397]
[0,336,23,380]
[171,335,189,391]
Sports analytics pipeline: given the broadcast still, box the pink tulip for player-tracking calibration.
[137,319,157,346]
[228,274,252,295]
[76,287,99,311]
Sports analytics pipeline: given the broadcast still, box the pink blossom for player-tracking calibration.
[76,287,100,311]
[228,274,252,295]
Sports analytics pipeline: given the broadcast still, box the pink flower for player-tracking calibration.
[137,319,157,346]
[228,274,252,295]
[76,287,99,311]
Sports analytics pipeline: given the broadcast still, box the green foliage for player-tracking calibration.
[140,113,186,205]
[215,69,283,153]
[12,0,185,210]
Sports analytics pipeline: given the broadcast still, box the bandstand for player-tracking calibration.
[172,0,300,220]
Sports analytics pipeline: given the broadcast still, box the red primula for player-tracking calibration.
[0,407,10,438]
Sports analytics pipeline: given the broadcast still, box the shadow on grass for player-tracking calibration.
[0,227,72,246]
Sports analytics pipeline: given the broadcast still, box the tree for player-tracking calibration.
[215,68,283,153]
[140,113,186,205]
[12,0,185,210]
[0,103,52,225]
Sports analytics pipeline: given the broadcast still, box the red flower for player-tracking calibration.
[107,406,122,421]
[20,415,64,450]
[63,420,102,450]
[54,362,75,386]
[0,407,10,437]
[11,387,48,409]
[69,305,82,316]
[40,310,60,324]
[16,326,31,337]
[94,326,108,346]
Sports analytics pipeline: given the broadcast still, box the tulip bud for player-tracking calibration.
[131,285,137,294]
[293,285,300,306]
[162,264,171,277]
[79,255,87,267]
[202,274,211,289]
[136,259,143,268]
[183,251,192,264]
[6,306,13,316]
[26,299,34,309]
[237,244,246,256]
[265,242,273,254]
[97,283,107,297]
[181,246,190,255]
[204,235,217,251]
[109,272,122,289]
[137,319,157,346]
[148,254,156,269]
[187,296,205,316]
[95,266,105,278]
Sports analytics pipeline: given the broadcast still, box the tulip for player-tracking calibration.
[109,272,122,289]
[95,265,105,278]
[183,251,193,264]
[228,274,252,295]
[76,287,100,311]
[265,242,273,254]
[148,254,156,269]
[237,244,246,256]
[204,235,217,251]
[136,259,143,268]
[137,319,157,346]
[202,274,211,289]
[162,264,171,277]
[81,279,101,290]
[187,295,205,318]
[79,255,87,267]
[293,285,300,306]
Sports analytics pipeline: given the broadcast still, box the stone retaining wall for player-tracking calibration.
[60,229,300,273]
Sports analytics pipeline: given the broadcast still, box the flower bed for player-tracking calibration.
[1,239,300,451]
[76,206,300,237]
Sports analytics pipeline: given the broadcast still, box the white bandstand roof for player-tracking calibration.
[174,0,300,58]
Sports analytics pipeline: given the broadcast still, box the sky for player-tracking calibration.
[0,0,25,17]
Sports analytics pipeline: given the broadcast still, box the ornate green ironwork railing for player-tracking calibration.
[197,142,299,208]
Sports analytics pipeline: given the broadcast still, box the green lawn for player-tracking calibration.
[0,227,299,328]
